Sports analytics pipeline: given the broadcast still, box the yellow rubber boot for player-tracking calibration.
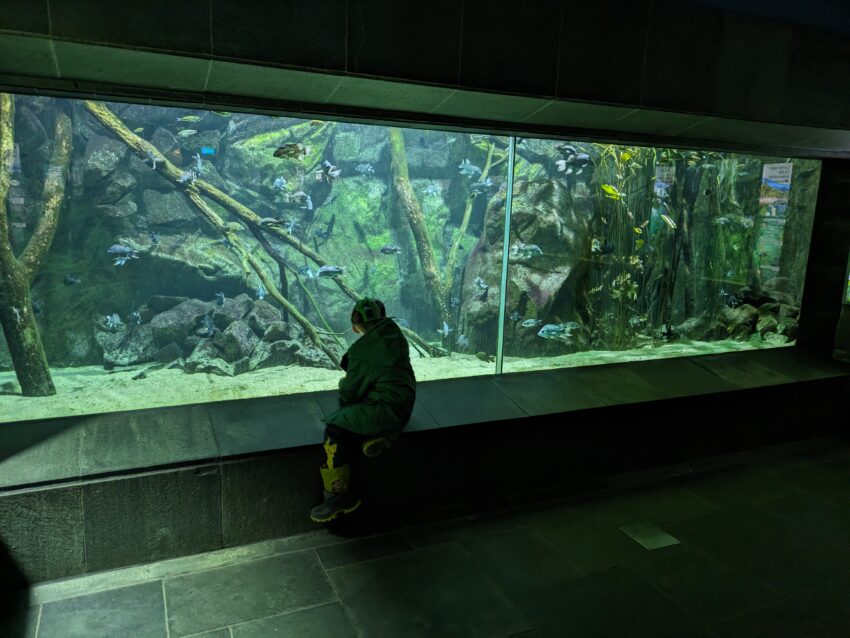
[310,464,361,523]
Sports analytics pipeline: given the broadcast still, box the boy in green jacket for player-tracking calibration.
[310,298,416,523]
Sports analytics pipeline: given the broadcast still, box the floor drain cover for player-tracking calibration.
[619,522,681,550]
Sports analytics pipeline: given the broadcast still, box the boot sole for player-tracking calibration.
[310,498,362,523]
[361,438,393,458]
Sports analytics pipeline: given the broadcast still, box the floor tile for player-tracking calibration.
[756,490,850,547]
[775,457,850,509]
[507,566,713,638]
[458,528,582,596]
[627,544,777,625]
[675,467,803,508]
[164,551,335,636]
[710,598,830,638]
[231,602,356,637]
[327,542,532,637]
[403,509,527,548]
[316,532,412,570]
[38,581,166,638]
[523,499,656,575]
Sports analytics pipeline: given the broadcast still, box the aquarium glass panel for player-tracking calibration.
[500,139,820,373]
[0,94,506,422]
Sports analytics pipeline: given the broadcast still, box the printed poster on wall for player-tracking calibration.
[755,162,793,284]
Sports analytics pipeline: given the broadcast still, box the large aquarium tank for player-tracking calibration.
[0,94,820,423]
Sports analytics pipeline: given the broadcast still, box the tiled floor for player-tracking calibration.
[11,434,850,637]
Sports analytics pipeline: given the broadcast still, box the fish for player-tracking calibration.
[130,311,142,325]
[739,216,755,229]
[284,219,295,235]
[107,244,139,258]
[509,310,521,322]
[104,313,123,329]
[148,231,160,246]
[380,245,402,255]
[309,120,324,126]
[133,127,145,133]
[226,120,239,136]
[177,115,202,123]
[212,111,232,117]
[591,238,614,255]
[301,194,313,211]
[297,265,315,279]
[537,323,567,339]
[258,217,284,226]
[273,143,310,160]
[436,322,453,337]
[719,289,741,308]
[200,146,216,156]
[555,159,568,172]
[457,334,470,349]
[510,242,543,259]
[63,274,81,286]
[450,297,461,308]
[556,143,578,156]
[521,319,543,328]
[178,170,196,184]
[317,265,344,277]
[446,137,457,144]
[113,256,132,266]
[255,283,267,300]
[458,159,482,177]
[146,150,160,170]
[423,183,441,196]
[633,227,642,235]
[273,176,287,191]
[177,129,198,138]
[11,307,21,323]
[192,153,204,174]
[322,160,342,182]
[713,216,730,226]
[355,163,374,175]
[215,292,226,305]
[474,276,488,291]
[469,177,495,195]
[202,313,216,337]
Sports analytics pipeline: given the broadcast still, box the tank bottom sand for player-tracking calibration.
[0,339,786,423]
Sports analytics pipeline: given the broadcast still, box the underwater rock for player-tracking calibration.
[147,295,189,314]
[1,380,20,394]
[211,293,253,328]
[185,339,234,377]
[246,300,282,337]
[83,134,128,185]
[96,192,138,219]
[779,304,799,320]
[151,127,180,156]
[248,339,300,371]
[95,171,138,205]
[156,342,183,363]
[764,332,791,345]
[722,304,759,339]
[777,316,799,340]
[128,153,173,191]
[331,126,387,164]
[293,343,338,370]
[97,324,158,368]
[675,314,726,341]
[151,298,213,346]
[142,189,196,227]
[212,320,259,362]
[263,320,302,343]
[181,129,221,153]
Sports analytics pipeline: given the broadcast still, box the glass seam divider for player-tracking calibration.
[496,136,516,375]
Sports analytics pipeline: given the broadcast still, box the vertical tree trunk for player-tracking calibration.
[0,94,72,396]
[387,128,450,331]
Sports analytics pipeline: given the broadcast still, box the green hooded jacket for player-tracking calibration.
[323,317,416,436]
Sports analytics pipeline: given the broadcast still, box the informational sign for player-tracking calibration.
[755,163,793,284]
[758,163,792,217]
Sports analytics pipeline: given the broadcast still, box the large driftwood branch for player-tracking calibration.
[83,101,442,358]
[185,189,342,367]
[388,128,450,331]
[20,113,72,280]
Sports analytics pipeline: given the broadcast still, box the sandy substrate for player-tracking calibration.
[0,339,786,423]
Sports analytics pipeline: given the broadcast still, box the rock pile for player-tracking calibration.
[95,294,342,376]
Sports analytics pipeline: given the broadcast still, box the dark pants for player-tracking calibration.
[322,424,366,469]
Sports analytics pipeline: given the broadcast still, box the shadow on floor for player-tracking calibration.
[0,540,32,637]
